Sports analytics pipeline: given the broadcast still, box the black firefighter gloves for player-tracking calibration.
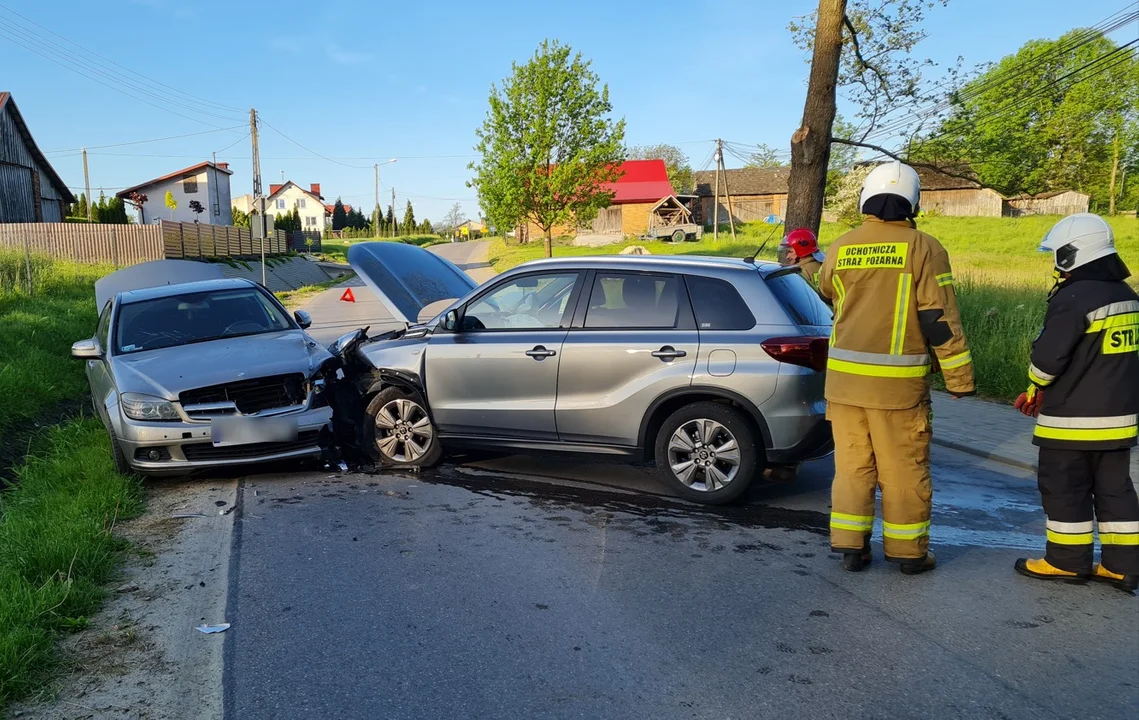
[919,308,976,399]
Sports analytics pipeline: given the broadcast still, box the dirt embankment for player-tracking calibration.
[10,479,236,720]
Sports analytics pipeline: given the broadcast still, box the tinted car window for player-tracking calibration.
[464,273,578,330]
[115,287,292,354]
[96,301,113,350]
[584,273,680,329]
[766,271,833,326]
[685,275,755,331]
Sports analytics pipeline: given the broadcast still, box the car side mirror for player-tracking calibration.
[294,310,312,329]
[72,338,102,359]
[441,309,460,332]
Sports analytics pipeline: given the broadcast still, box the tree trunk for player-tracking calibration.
[544,226,553,258]
[784,0,847,262]
[1108,132,1119,216]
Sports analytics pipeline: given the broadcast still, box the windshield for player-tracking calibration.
[115,287,293,354]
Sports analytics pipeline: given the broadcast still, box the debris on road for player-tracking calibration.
[172,513,210,519]
[194,623,230,634]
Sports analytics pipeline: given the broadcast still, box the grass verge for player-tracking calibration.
[275,275,355,309]
[0,419,143,709]
[485,215,1138,402]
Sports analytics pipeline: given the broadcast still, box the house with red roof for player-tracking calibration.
[524,159,678,241]
[266,181,326,233]
[117,161,233,225]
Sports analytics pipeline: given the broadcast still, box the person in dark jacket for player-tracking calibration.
[1013,213,1139,593]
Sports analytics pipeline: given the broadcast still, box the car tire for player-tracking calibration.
[654,402,759,505]
[105,423,133,477]
[363,387,442,468]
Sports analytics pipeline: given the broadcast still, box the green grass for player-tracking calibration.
[0,420,143,709]
[486,215,1139,402]
[0,253,109,438]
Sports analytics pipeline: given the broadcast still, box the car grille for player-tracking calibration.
[180,374,307,416]
[181,431,322,462]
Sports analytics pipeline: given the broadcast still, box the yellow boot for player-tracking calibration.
[1014,557,1088,584]
[1092,564,1139,594]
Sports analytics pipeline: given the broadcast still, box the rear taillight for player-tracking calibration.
[761,336,829,373]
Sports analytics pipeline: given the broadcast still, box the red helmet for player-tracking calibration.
[781,228,819,258]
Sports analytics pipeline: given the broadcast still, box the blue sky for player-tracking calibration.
[1,0,1135,221]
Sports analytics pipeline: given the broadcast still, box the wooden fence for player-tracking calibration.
[0,222,164,266]
[0,221,318,268]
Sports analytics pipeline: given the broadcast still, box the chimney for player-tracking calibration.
[269,184,283,196]
[216,162,229,170]
[310,183,321,197]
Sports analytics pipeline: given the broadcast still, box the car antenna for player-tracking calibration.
[744,221,785,264]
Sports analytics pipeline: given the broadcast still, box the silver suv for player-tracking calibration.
[330,242,833,504]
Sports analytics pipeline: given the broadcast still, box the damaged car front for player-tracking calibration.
[73,261,334,475]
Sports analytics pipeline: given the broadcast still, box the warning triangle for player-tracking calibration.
[339,288,355,303]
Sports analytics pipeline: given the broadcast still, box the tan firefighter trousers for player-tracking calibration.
[828,397,933,561]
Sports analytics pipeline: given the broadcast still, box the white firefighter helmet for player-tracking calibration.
[1038,213,1116,271]
[859,161,921,213]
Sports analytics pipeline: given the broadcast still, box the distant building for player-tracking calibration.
[117,161,234,225]
[0,92,75,222]
[691,167,790,225]
[911,166,1004,218]
[266,181,326,233]
[1005,190,1090,217]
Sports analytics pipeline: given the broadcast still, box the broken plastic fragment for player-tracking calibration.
[195,623,231,634]
[338,461,349,472]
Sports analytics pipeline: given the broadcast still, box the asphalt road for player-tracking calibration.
[222,448,1139,720]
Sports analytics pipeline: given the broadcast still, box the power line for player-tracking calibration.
[0,4,245,115]
[214,132,251,155]
[43,126,245,154]
[258,116,373,169]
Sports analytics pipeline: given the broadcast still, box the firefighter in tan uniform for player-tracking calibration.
[780,228,825,291]
[816,161,975,574]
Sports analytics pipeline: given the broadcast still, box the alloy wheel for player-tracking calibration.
[373,398,434,463]
[667,419,742,492]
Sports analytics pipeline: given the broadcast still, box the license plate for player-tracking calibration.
[211,416,298,447]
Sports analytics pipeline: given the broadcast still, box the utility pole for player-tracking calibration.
[717,139,737,240]
[784,0,847,238]
[391,187,396,238]
[250,108,267,286]
[374,163,381,239]
[1108,131,1119,216]
[82,148,93,221]
[713,140,721,243]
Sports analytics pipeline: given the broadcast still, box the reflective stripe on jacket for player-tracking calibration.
[816,218,974,410]
[1029,280,1139,451]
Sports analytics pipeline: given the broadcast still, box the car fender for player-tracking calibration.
[637,386,773,451]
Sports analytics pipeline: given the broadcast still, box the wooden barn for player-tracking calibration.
[913,166,1004,217]
[1004,190,1090,217]
[691,167,789,225]
[0,92,74,222]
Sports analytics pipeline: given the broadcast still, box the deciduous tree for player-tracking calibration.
[232,206,251,227]
[441,202,466,235]
[470,39,626,257]
[164,190,178,220]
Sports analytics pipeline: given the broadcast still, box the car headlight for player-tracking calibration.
[120,393,181,422]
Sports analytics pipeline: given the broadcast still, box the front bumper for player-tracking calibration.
[115,406,333,475]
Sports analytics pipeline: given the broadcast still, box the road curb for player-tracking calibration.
[930,436,1038,472]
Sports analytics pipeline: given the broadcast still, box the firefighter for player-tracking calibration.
[781,228,825,290]
[1013,213,1139,593]
[816,161,975,575]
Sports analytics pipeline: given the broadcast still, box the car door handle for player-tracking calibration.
[525,345,557,360]
[651,346,687,361]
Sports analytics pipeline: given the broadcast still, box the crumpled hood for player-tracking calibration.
[110,331,331,400]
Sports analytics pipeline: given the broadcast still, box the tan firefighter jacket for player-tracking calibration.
[795,254,824,290]
[816,217,975,410]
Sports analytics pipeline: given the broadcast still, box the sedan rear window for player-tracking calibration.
[765,271,832,327]
[115,288,292,354]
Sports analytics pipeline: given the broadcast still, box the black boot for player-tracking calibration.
[899,551,937,576]
[841,539,873,573]
[1093,563,1139,595]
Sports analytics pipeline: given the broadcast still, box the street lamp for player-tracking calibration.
[374,158,397,239]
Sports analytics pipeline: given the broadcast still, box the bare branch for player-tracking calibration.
[829,137,995,189]
[844,15,893,102]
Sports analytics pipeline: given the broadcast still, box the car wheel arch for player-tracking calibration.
[638,387,771,462]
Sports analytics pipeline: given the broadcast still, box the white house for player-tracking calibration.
[232,193,254,216]
[267,181,325,233]
[117,161,234,225]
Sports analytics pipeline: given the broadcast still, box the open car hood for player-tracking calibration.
[95,260,225,310]
[346,242,478,325]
